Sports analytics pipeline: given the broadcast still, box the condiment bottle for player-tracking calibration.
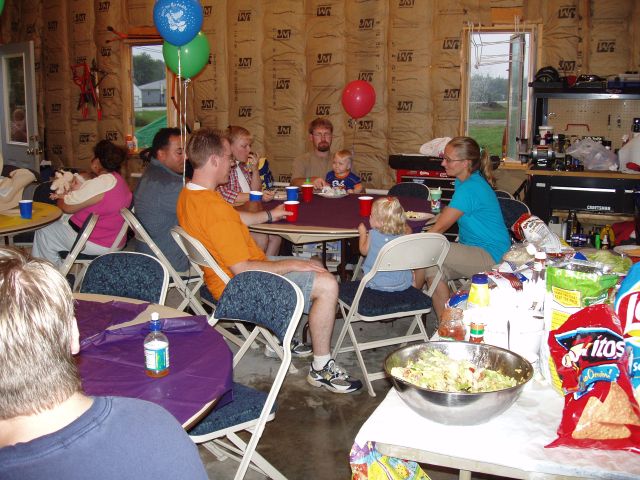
[144,312,170,378]
[437,307,465,341]
[532,251,547,283]
[467,273,490,340]
[469,321,485,343]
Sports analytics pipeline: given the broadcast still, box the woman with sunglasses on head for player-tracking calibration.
[423,136,511,320]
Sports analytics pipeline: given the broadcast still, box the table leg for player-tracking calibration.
[459,470,472,480]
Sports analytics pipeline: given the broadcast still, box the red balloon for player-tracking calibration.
[341,80,376,119]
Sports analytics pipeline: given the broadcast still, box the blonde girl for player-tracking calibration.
[357,196,413,292]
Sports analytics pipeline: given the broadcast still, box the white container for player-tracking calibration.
[619,134,640,173]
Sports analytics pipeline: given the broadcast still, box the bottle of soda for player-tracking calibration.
[144,312,169,378]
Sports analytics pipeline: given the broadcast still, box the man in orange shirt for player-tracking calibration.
[176,128,362,394]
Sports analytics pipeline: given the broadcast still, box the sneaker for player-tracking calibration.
[307,359,363,394]
[264,338,313,358]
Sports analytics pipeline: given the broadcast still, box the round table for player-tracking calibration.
[0,202,62,238]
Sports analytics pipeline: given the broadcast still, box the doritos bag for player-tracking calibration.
[547,304,640,452]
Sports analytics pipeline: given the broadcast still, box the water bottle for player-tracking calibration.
[144,312,169,378]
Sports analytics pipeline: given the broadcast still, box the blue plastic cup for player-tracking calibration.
[249,190,263,201]
[19,200,33,219]
[285,186,299,201]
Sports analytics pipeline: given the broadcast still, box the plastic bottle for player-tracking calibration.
[125,134,136,153]
[532,251,547,283]
[144,312,169,378]
[467,273,490,338]
[469,321,485,343]
[437,307,466,341]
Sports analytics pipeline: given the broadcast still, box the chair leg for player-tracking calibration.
[331,304,351,360]
[345,321,376,397]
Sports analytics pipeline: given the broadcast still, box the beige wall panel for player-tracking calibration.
[634,1,640,72]
[539,0,581,75]
[347,113,394,189]
[432,67,462,138]
[589,19,630,76]
[98,117,125,145]
[489,0,524,6]
[127,0,154,26]
[43,3,67,50]
[70,0,93,41]
[71,120,99,167]
[44,48,67,92]
[98,72,123,120]
[590,0,632,19]
[46,128,74,169]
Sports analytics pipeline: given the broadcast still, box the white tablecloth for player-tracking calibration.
[355,381,640,479]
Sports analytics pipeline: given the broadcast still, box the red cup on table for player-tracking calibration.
[358,196,373,217]
[284,200,299,222]
[300,184,314,203]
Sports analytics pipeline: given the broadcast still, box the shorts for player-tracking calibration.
[269,256,315,314]
[426,242,495,282]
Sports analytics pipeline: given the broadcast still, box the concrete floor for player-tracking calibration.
[191,311,491,480]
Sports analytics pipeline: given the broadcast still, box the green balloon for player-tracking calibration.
[0,0,5,15]
[163,31,210,79]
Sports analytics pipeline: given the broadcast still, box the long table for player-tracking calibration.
[74,293,233,429]
[354,381,640,479]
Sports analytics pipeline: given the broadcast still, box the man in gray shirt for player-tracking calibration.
[290,117,334,188]
[134,128,188,272]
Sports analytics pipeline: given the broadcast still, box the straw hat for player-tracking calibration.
[0,169,37,212]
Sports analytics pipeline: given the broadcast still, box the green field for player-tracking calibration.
[468,125,503,158]
[135,110,166,127]
[469,102,507,120]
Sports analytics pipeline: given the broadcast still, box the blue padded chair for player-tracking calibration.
[494,189,514,199]
[332,232,450,396]
[388,181,431,200]
[497,197,530,239]
[188,270,304,480]
[79,251,169,304]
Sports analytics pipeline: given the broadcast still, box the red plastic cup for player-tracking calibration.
[301,184,314,203]
[284,200,299,222]
[358,196,373,217]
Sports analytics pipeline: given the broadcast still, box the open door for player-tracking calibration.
[0,41,39,172]
[505,34,525,160]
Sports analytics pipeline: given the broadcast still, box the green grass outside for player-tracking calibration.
[468,125,503,158]
[135,110,166,127]
[469,103,507,120]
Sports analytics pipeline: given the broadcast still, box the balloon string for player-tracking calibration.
[177,49,186,186]
[352,118,358,157]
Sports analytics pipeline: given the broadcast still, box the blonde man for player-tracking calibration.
[0,248,207,479]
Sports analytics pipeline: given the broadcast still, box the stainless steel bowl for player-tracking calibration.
[384,341,533,425]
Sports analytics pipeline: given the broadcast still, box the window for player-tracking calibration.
[462,26,538,161]
[131,45,167,149]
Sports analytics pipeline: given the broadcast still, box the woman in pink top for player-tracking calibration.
[32,140,132,267]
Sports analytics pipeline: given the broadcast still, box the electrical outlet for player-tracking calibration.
[194,120,201,130]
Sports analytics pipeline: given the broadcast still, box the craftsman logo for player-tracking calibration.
[316,53,332,64]
[397,100,413,112]
[359,18,374,30]
[587,205,611,211]
[26,23,36,34]
[357,120,373,131]
[277,125,292,136]
[358,71,374,82]
[203,6,212,16]
[275,78,290,90]
[442,38,460,50]
[238,57,252,68]
[558,6,576,18]
[74,12,86,23]
[201,99,215,110]
[101,47,112,57]
[316,104,331,116]
[317,5,332,16]
[597,40,615,53]
[558,60,576,72]
[76,56,87,65]
[102,87,115,98]
[105,130,118,141]
[238,106,252,117]
[276,29,291,40]
[237,10,251,22]
[51,103,62,113]
[79,134,91,144]
[360,171,373,182]
[48,63,59,74]
[97,1,110,12]
[399,0,415,7]
[48,20,58,31]
[444,88,460,100]
[52,145,63,155]
[396,50,413,62]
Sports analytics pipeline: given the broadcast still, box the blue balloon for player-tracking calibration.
[153,0,203,47]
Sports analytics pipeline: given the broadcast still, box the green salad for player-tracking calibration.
[390,350,517,393]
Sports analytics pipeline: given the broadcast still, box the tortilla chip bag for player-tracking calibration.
[547,304,640,452]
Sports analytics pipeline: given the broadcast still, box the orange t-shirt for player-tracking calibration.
[176,187,266,299]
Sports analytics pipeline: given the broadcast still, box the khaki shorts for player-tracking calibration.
[428,242,495,282]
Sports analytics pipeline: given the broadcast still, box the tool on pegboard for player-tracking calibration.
[71,61,108,120]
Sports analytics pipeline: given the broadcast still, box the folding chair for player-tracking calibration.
[79,251,170,304]
[121,208,204,314]
[332,232,450,396]
[388,182,431,200]
[58,213,99,285]
[170,226,283,362]
[188,270,304,480]
[497,197,530,241]
[494,189,514,199]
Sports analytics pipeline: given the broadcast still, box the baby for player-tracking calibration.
[51,170,114,205]
[325,149,363,193]
[357,196,413,292]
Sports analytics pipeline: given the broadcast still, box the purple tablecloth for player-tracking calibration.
[75,299,149,342]
[77,315,233,426]
[267,194,431,232]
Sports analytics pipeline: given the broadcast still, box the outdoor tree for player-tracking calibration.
[470,74,508,104]
[133,53,165,86]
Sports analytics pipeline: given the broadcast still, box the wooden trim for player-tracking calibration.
[490,8,524,26]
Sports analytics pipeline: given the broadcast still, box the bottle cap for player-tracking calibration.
[150,312,161,331]
[471,273,488,285]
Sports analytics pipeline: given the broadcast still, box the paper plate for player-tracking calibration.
[404,211,434,222]
[614,245,640,257]
[316,191,348,199]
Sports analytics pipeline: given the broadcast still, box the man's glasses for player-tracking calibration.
[312,132,332,139]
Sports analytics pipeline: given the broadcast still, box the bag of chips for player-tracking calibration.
[547,304,640,452]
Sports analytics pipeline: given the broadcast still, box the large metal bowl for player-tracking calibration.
[384,341,533,426]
